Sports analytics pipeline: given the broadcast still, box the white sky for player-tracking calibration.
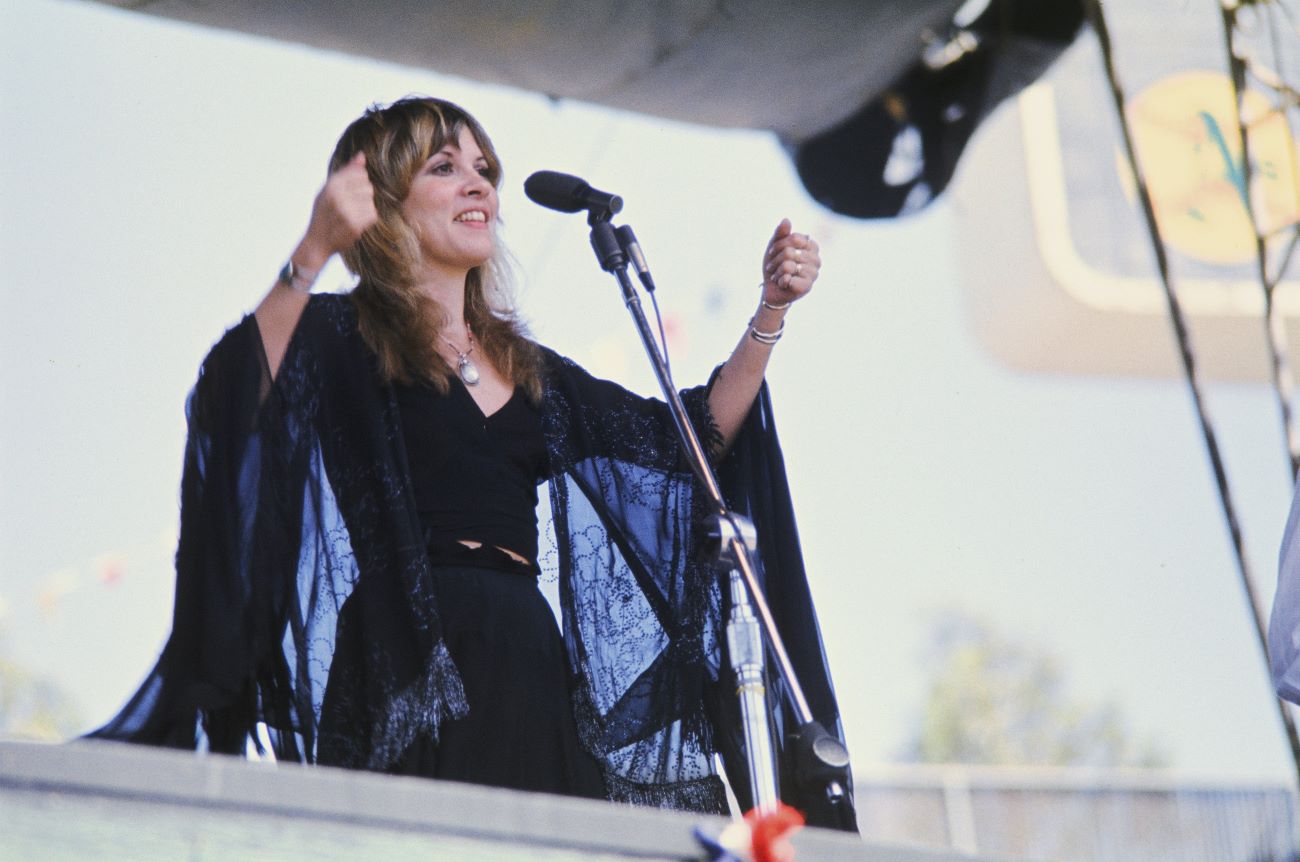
[1,0,1296,784]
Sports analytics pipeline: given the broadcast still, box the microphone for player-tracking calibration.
[524,171,623,217]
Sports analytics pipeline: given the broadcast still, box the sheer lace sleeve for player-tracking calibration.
[89,315,284,751]
[712,381,856,829]
[540,351,854,827]
[91,295,467,768]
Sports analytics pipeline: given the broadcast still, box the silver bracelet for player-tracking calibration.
[748,315,785,345]
[757,282,793,311]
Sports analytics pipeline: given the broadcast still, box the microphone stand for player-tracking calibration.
[583,209,852,824]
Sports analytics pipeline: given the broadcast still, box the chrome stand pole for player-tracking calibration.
[581,212,849,817]
[727,567,779,814]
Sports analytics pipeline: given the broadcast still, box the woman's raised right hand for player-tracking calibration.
[299,151,380,266]
[258,152,379,379]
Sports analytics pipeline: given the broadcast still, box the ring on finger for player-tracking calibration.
[795,262,803,277]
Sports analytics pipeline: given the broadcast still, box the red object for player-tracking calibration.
[98,560,125,586]
[745,803,805,862]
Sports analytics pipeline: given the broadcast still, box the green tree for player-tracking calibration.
[0,629,81,741]
[905,610,1167,767]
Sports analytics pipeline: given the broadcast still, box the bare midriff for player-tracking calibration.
[456,538,531,567]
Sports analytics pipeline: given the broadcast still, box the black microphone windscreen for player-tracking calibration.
[524,171,589,213]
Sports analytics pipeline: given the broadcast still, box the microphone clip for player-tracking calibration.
[588,219,627,274]
[586,203,617,226]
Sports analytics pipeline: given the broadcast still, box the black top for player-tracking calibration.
[394,377,547,575]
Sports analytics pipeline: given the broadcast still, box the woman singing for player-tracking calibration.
[93,96,850,824]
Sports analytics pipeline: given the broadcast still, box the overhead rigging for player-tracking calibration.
[1092,0,1300,784]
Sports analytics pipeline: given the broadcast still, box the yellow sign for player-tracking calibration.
[1123,70,1298,265]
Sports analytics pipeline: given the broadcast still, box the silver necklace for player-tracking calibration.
[440,323,481,386]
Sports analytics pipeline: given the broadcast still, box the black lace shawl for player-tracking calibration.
[91,293,853,826]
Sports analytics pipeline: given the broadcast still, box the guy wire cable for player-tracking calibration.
[1085,0,1300,784]
[1220,0,1300,479]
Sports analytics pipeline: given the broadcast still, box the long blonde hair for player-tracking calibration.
[328,97,542,401]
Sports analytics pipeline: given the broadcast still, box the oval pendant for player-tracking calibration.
[459,357,481,386]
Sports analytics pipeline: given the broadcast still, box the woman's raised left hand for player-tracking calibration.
[761,218,820,307]
[706,219,823,452]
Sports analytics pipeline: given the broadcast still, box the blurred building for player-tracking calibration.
[855,762,1296,861]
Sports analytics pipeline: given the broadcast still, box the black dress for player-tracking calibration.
[385,377,606,798]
